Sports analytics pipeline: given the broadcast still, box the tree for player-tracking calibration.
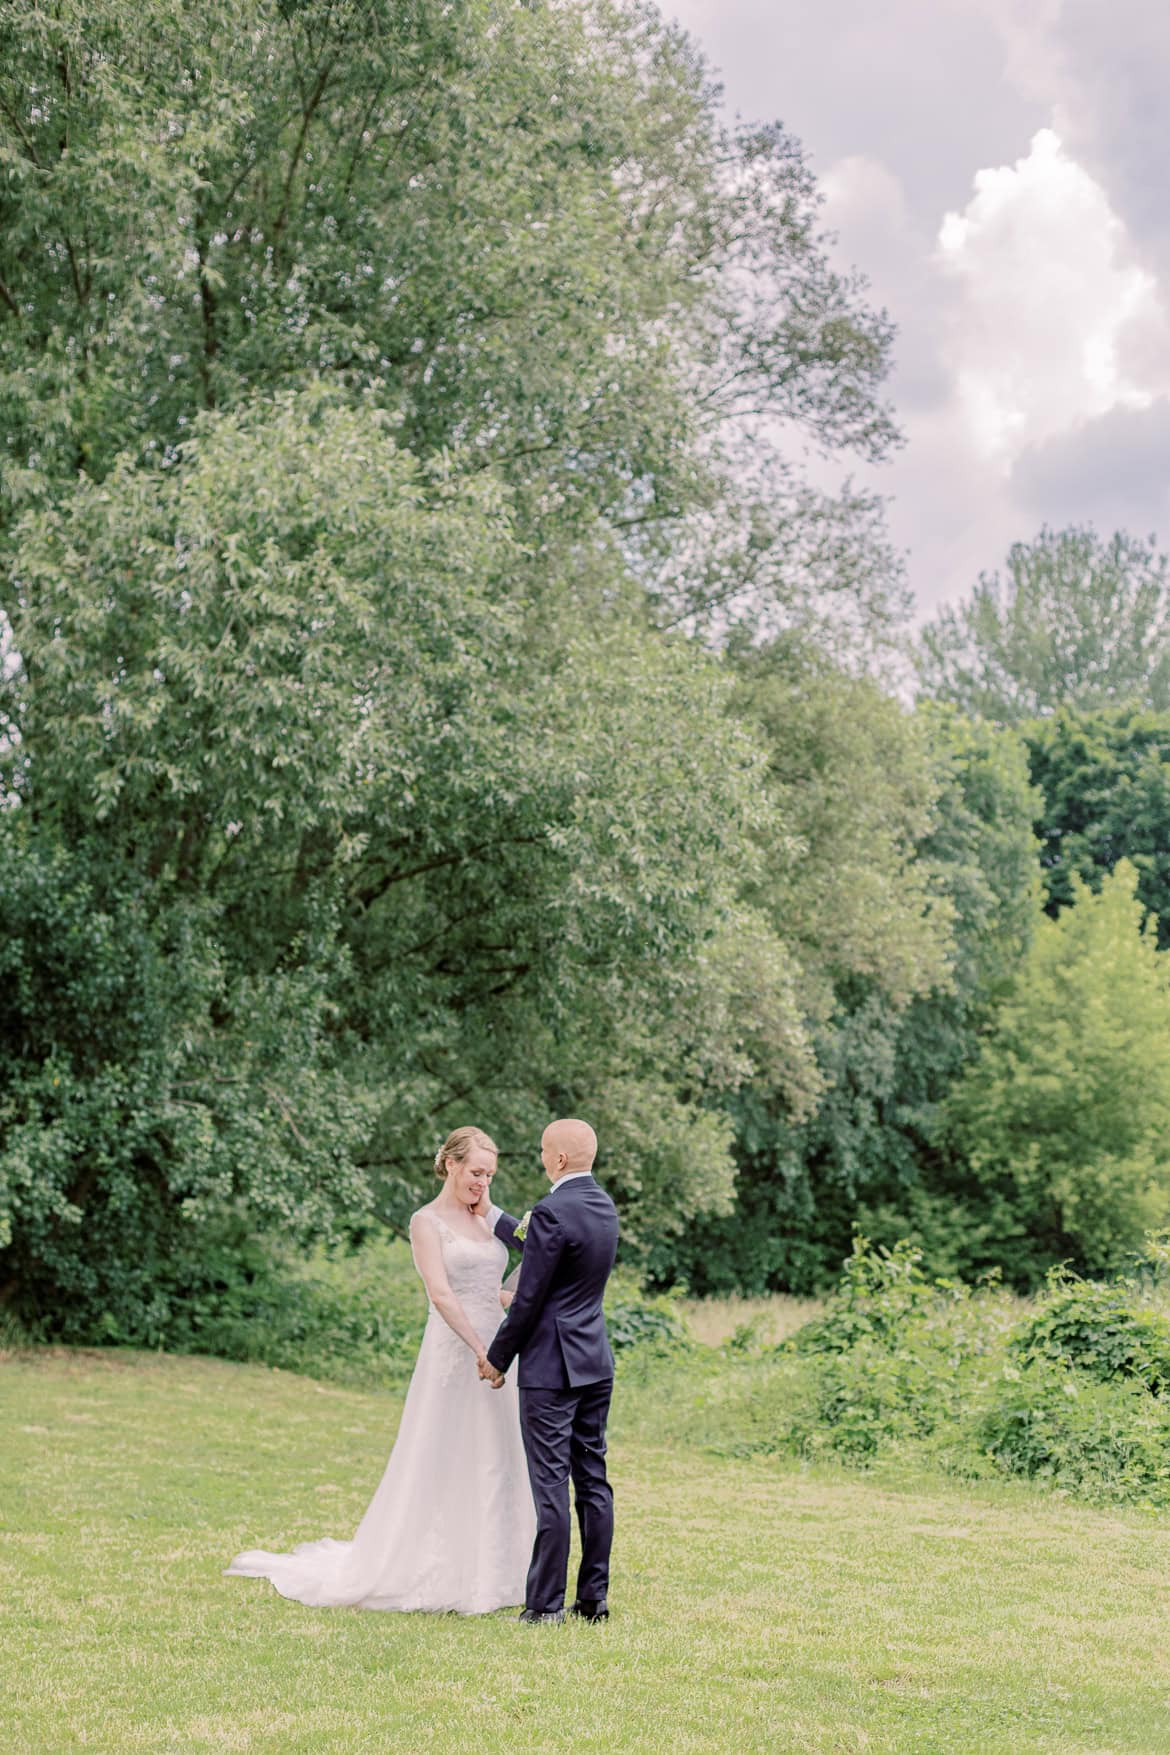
[1023,706,1170,949]
[646,657,1005,1294]
[0,0,908,1327]
[0,385,816,1322]
[753,706,1039,1288]
[916,527,1170,723]
[945,862,1170,1283]
[0,0,900,639]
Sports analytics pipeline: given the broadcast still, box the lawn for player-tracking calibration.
[4,1347,1170,1754]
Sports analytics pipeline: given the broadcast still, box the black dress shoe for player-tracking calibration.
[568,1598,609,1622]
[517,1608,565,1624]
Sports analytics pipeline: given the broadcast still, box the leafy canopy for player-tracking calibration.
[916,527,1170,724]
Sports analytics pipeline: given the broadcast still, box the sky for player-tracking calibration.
[666,0,1170,621]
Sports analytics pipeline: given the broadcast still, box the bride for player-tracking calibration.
[225,1126,536,1613]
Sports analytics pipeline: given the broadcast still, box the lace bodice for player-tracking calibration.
[425,1212,509,1358]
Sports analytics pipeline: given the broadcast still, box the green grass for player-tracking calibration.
[4,1347,1170,1754]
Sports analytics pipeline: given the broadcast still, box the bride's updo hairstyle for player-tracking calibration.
[434,1126,498,1179]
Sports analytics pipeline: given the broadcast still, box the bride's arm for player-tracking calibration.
[409,1213,489,1365]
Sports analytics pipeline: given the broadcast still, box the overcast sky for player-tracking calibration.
[667,0,1170,621]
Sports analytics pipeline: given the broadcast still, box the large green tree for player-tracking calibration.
[1023,706,1170,948]
[646,663,1040,1292]
[945,862,1170,1283]
[0,1,905,1327]
[0,0,900,635]
[0,386,812,1321]
[916,527,1170,723]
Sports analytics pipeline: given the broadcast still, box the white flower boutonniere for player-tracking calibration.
[513,1209,533,1243]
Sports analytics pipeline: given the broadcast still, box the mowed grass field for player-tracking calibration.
[4,1347,1170,1755]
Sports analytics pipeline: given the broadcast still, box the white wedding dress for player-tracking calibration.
[225,1214,536,1613]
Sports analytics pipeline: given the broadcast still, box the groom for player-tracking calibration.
[479,1118,620,1625]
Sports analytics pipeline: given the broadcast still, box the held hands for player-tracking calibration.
[477,1352,505,1389]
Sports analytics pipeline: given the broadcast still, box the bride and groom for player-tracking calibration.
[226,1118,620,1623]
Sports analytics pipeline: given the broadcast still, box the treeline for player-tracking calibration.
[1,2,1169,1342]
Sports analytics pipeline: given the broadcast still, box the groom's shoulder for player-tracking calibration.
[563,1177,618,1221]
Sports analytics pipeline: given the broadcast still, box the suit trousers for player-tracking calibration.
[518,1378,614,1613]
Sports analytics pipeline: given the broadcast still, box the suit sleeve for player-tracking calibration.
[486,1203,565,1375]
[493,1209,525,1253]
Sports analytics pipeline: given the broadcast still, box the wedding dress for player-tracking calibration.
[225,1214,536,1613]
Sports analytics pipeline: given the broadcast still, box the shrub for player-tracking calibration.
[67,1217,425,1387]
[1009,1266,1170,1393]
[166,1227,425,1386]
[792,1235,933,1356]
[606,1272,691,1359]
[977,1354,1170,1507]
[760,1236,1013,1464]
[973,1259,1170,1507]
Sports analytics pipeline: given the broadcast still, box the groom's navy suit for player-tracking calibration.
[487,1175,620,1615]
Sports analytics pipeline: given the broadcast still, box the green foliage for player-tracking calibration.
[975,1248,1170,1507]
[0,379,810,1323]
[0,0,899,628]
[605,1277,691,1359]
[1008,1266,1170,1394]
[635,1239,1170,1513]
[635,1237,1017,1470]
[732,639,954,1018]
[917,525,1170,722]
[625,1243,1170,1515]
[1023,704,1170,948]
[977,1357,1170,1508]
[792,1236,934,1356]
[0,0,910,1330]
[0,823,370,1333]
[650,706,1041,1294]
[779,1237,1003,1463]
[91,1222,424,1387]
[945,861,1170,1283]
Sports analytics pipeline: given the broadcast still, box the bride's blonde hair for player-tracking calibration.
[433,1126,498,1179]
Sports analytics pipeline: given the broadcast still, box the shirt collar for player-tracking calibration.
[547,1170,594,1195]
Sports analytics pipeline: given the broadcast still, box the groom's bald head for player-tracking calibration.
[541,1118,598,1179]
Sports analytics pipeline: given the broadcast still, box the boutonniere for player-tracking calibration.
[513,1209,533,1242]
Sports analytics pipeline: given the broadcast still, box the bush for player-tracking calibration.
[973,1259,1170,1507]
[792,1236,934,1356]
[781,1237,1012,1464]
[1009,1266,1170,1393]
[977,1355,1170,1507]
[606,1278,691,1357]
[624,1235,1170,1510]
[163,1226,425,1386]
[60,1217,426,1387]
[37,1222,697,1388]
[0,829,371,1344]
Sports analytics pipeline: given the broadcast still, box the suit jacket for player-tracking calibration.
[486,1175,619,1389]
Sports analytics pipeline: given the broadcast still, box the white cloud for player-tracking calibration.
[663,2,1170,617]
[935,129,1163,468]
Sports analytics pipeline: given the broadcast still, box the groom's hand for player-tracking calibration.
[477,1356,505,1388]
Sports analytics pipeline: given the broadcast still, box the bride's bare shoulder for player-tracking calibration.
[409,1201,441,1232]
